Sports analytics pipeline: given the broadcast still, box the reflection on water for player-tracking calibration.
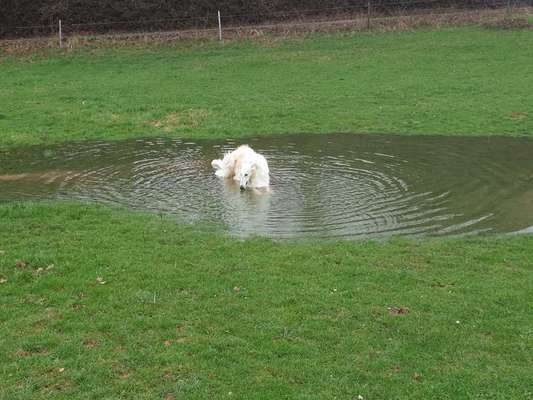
[1,133,532,239]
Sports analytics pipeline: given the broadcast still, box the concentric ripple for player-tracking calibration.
[1,133,532,239]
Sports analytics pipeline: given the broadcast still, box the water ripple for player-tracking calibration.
[1,133,532,240]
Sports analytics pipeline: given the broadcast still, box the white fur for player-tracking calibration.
[211,145,270,189]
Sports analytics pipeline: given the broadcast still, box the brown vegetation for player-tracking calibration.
[1,6,531,55]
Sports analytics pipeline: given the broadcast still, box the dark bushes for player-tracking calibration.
[0,0,527,38]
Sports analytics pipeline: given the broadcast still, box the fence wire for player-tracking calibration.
[2,0,532,42]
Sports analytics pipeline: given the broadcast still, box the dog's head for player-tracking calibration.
[236,160,255,190]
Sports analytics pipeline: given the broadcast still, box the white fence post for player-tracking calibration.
[217,10,222,41]
[367,1,371,31]
[59,19,62,48]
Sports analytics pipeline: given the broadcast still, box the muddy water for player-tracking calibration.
[1,134,532,239]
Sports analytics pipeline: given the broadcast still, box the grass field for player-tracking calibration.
[0,27,532,147]
[1,27,533,399]
[1,203,532,399]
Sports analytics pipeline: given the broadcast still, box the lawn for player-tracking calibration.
[1,27,533,399]
[1,203,532,399]
[0,27,532,147]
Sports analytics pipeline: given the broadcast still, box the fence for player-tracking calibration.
[2,0,532,48]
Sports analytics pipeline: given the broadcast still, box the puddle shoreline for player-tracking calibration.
[1,133,532,240]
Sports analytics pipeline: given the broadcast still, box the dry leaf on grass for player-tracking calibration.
[388,306,410,316]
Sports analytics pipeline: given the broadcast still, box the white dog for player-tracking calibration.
[211,145,269,190]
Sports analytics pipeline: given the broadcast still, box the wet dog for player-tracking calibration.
[211,145,269,190]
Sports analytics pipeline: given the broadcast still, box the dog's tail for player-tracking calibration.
[211,159,224,170]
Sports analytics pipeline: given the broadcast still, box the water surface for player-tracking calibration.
[1,133,532,239]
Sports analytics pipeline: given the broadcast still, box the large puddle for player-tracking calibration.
[1,133,532,239]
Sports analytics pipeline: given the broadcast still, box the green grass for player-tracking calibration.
[1,27,532,147]
[1,27,532,398]
[1,202,532,399]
